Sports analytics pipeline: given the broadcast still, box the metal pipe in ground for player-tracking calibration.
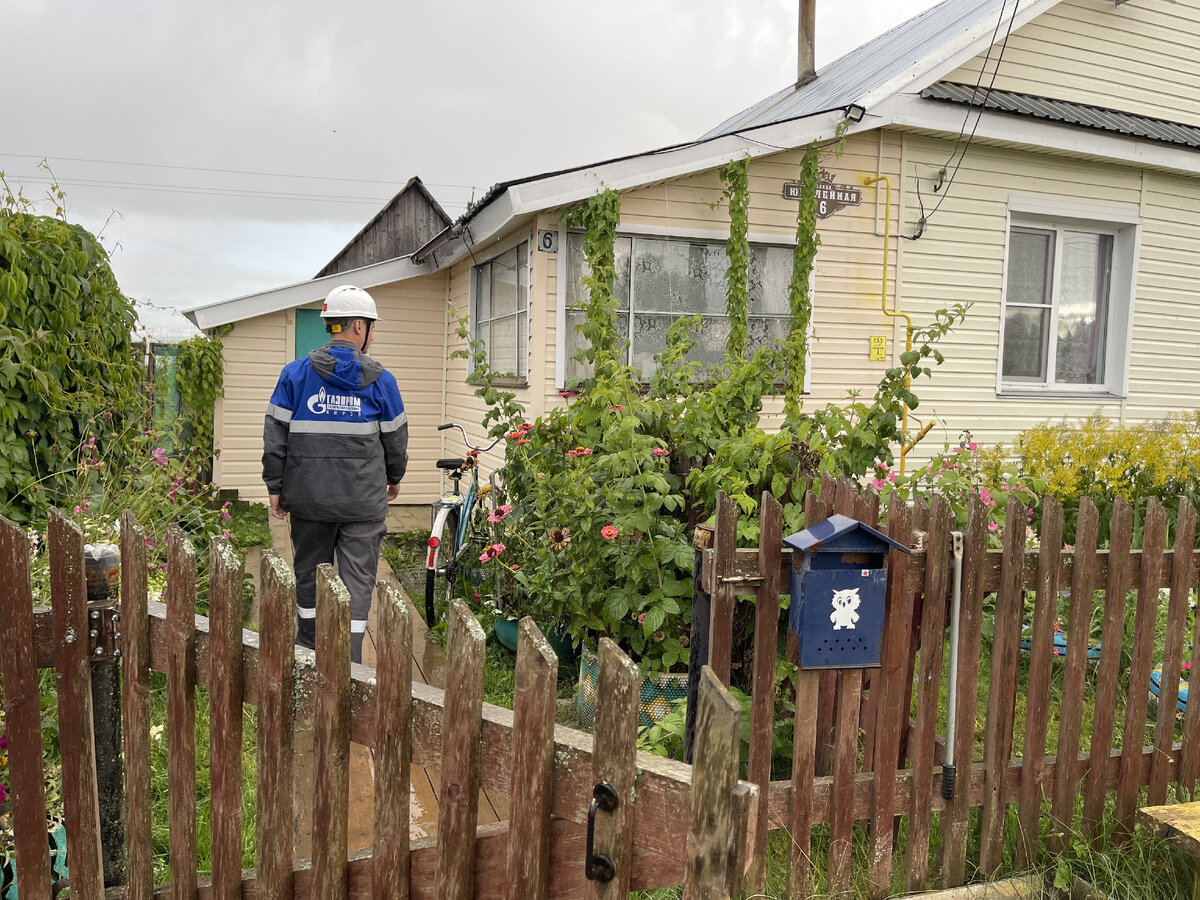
[943,531,964,802]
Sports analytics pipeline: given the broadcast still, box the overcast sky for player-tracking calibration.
[3,0,941,339]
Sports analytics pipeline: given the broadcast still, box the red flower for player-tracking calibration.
[567,447,593,458]
[601,525,618,540]
[478,543,506,563]
[487,504,513,523]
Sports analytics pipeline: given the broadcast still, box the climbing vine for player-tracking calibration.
[718,155,750,361]
[783,142,822,419]
[175,327,227,474]
[563,189,622,375]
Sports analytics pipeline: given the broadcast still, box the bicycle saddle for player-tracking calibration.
[436,458,465,470]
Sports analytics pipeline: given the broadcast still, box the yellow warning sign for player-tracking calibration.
[869,336,887,361]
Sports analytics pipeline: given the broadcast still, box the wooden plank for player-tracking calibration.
[165,526,198,900]
[898,494,931,769]
[1150,498,1196,806]
[49,509,104,900]
[120,512,153,900]
[373,583,412,900]
[867,494,914,899]
[940,494,989,887]
[787,668,820,900]
[314,565,352,900]
[1083,499,1133,841]
[829,668,863,895]
[1049,498,1099,856]
[683,667,744,900]
[0,516,52,900]
[746,491,782,893]
[1116,499,1166,838]
[1138,802,1200,860]
[257,550,297,900]
[708,490,737,686]
[857,487,882,774]
[1017,498,1063,868]
[437,599,485,900]
[979,499,1027,874]
[905,493,951,891]
[506,618,559,900]
[207,535,245,899]
[590,637,640,899]
[1180,500,1200,796]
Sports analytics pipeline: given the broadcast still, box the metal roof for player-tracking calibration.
[783,515,909,554]
[703,0,1019,139]
[921,81,1200,149]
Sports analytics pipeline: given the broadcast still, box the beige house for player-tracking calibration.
[186,0,1200,512]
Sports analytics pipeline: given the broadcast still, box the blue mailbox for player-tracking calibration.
[784,514,909,669]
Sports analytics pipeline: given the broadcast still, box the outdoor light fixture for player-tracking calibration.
[845,103,866,122]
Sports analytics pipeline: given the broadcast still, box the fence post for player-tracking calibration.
[685,524,714,764]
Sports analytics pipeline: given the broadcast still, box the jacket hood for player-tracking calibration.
[309,340,383,390]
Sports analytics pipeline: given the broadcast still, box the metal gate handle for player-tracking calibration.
[584,782,619,883]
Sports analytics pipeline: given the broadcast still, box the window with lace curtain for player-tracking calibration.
[472,241,528,381]
[561,231,798,384]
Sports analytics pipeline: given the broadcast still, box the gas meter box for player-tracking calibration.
[783,514,908,669]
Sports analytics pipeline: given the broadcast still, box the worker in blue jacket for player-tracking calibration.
[262,285,407,663]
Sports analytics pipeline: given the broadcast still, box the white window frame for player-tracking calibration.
[997,194,1140,398]
[469,232,531,384]
[554,220,808,389]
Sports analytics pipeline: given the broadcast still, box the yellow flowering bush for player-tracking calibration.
[1015,412,1200,545]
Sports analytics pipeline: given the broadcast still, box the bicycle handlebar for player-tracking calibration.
[438,422,503,455]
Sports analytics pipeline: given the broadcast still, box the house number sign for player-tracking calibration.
[782,169,863,219]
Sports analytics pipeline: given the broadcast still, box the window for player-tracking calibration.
[473,241,528,380]
[999,205,1138,396]
[562,232,796,383]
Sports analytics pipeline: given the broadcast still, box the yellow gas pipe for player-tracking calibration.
[862,175,931,475]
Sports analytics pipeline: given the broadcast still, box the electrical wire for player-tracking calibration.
[0,151,473,191]
[906,0,1021,240]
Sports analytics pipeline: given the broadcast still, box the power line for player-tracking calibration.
[7,173,468,207]
[0,151,474,191]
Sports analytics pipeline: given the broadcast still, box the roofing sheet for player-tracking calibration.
[702,0,1012,139]
[921,81,1200,149]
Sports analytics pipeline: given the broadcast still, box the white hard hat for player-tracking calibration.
[320,285,379,321]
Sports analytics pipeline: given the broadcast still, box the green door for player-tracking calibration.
[295,309,328,360]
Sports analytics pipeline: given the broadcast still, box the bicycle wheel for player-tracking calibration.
[424,506,459,627]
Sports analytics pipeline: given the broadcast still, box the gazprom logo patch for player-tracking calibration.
[307,386,361,416]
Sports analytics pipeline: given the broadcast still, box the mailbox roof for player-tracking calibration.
[783,514,910,555]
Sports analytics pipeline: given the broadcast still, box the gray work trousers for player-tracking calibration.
[290,516,386,664]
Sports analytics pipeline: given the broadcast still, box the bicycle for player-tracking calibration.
[424,422,503,627]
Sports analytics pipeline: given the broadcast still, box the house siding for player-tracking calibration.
[214,273,450,506]
[944,0,1200,128]
[895,131,1200,456]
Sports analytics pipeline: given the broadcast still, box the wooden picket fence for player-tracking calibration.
[0,509,758,900]
[695,473,1200,898]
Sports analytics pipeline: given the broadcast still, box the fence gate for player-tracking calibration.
[0,509,758,899]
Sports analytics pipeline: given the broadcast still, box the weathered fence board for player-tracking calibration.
[437,600,486,900]
[830,668,863,895]
[506,618,559,900]
[50,510,105,900]
[709,491,737,686]
[0,517,53,900]
[1049,498,1099,855]
[787,668,820,900]
[1180,500,1200,796]
[208,536,245,899]
[1017,498,1063,867]
[165,526,198,900]
[590,637,640,899]
[120,512,154,900]
[373,582,413,900]
[314,565,352,900]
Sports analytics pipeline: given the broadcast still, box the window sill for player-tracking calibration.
[996,385,1125,400]
[490,377,529,389]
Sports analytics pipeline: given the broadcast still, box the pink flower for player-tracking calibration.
[1184,661,1192,672]
[988,522,999,532]
[871,477,886,490]
[601,525,618,540]
[518,422,533,433]
[609,404,622,411]
[558,390,577,398]
[487,504,513,523]
[968,442,978,450]
[478,543,506,563]
[0,783,7,805]
[637,612,646,624]
[651,447,669,458]
[515,438,530,445]
[505,430,524,440]
[151,447,168,466]
[73,505,82,515]
[84,436,96,450]
[567,447,594,458]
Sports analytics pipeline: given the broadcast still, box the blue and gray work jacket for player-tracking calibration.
[262,340,408,522]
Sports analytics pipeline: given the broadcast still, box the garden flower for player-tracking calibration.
[651,447,669,458]
[518,422,533,433]
[601,525,618,540]
[151,447,168,466]
[515,438,530,445]
[506,430,524,440]
[0,732,7,751]
[221,501,232,521]
[637,612,646,624]
[466,449,481,459]
[567,447,593,458]
[0,783,7,805]
[653,631,665,643]
[548,527,571,549]
[558,389,577,398]
[478,543,506,563]
[488,504,513,523]
[988,522,999,532]
[968,442,978,450]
